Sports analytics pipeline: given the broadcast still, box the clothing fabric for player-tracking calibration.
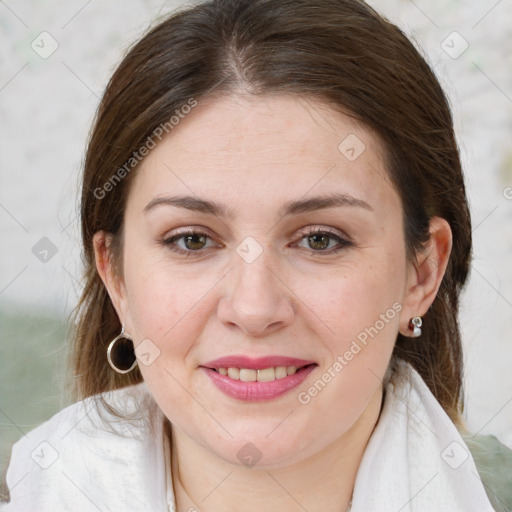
[0,360,506,511]
[350,360,495,511]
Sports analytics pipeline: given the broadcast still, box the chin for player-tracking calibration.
[198,421,322,469]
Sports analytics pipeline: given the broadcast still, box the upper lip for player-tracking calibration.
[201,356,316,370]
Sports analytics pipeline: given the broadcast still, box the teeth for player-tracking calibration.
[275,366,288,379]
[239,369,257,382]
[286,366,297,375]
[216,365,305,382]
[257,368,275,382]
[227,367,240,380]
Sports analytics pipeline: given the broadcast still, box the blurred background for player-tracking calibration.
[1,0,512,482]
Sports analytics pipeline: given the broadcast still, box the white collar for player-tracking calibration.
[351,360,494,511]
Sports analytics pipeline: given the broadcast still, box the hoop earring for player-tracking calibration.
[409,316,423,338]
[107,325,138,374]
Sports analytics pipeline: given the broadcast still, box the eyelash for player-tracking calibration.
[160,226,352,257]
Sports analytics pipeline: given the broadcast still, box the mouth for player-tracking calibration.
[200,356,318,401]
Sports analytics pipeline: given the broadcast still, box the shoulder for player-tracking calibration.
[462,432,512,512]
[1,382,168,511]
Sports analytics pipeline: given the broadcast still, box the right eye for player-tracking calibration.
[162,229,221,255]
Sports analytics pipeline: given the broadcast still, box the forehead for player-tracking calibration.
[128,94,398,216]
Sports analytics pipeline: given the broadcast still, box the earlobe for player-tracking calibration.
[399,217,452,336]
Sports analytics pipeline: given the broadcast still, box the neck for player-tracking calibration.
[170,386,383,512]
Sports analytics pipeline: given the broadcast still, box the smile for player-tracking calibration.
[201,356,318,401]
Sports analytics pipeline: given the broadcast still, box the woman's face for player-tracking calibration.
[102,94,422,467]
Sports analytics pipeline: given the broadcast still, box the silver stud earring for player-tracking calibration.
[409,316,422,338]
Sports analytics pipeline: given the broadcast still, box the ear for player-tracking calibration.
[93,231,129,326]
[399,217,452,336]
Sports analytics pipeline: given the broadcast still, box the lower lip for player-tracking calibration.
[201,365,317,402]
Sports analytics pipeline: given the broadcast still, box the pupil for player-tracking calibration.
[185,234,206,250]
[309,234,329,250]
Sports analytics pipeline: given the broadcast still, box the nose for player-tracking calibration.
[217,248,295,337]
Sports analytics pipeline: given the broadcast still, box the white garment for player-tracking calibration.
[351,360,495,511]
[1,360,495,511]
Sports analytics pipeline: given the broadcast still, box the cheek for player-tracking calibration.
[304,255,404,345]
[121,258,215,416]
[124,260,212,351]
[292,267,402,437]
[121,244,234,401]
[293,257,404,424]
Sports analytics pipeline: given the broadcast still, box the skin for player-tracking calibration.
[94,94,452,512]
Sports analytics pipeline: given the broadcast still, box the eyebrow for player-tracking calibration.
[143,192,373,218]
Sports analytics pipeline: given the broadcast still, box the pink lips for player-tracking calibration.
[200,355,317,402]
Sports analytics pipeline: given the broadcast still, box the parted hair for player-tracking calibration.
[71,0,471,424]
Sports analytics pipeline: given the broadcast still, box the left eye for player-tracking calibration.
[295,230,350,252]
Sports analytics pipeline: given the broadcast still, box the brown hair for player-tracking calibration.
[71,0,471,424]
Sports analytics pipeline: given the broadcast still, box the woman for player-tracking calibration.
[2,0,511,510]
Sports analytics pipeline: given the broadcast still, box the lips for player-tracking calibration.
[200,356,317,401]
